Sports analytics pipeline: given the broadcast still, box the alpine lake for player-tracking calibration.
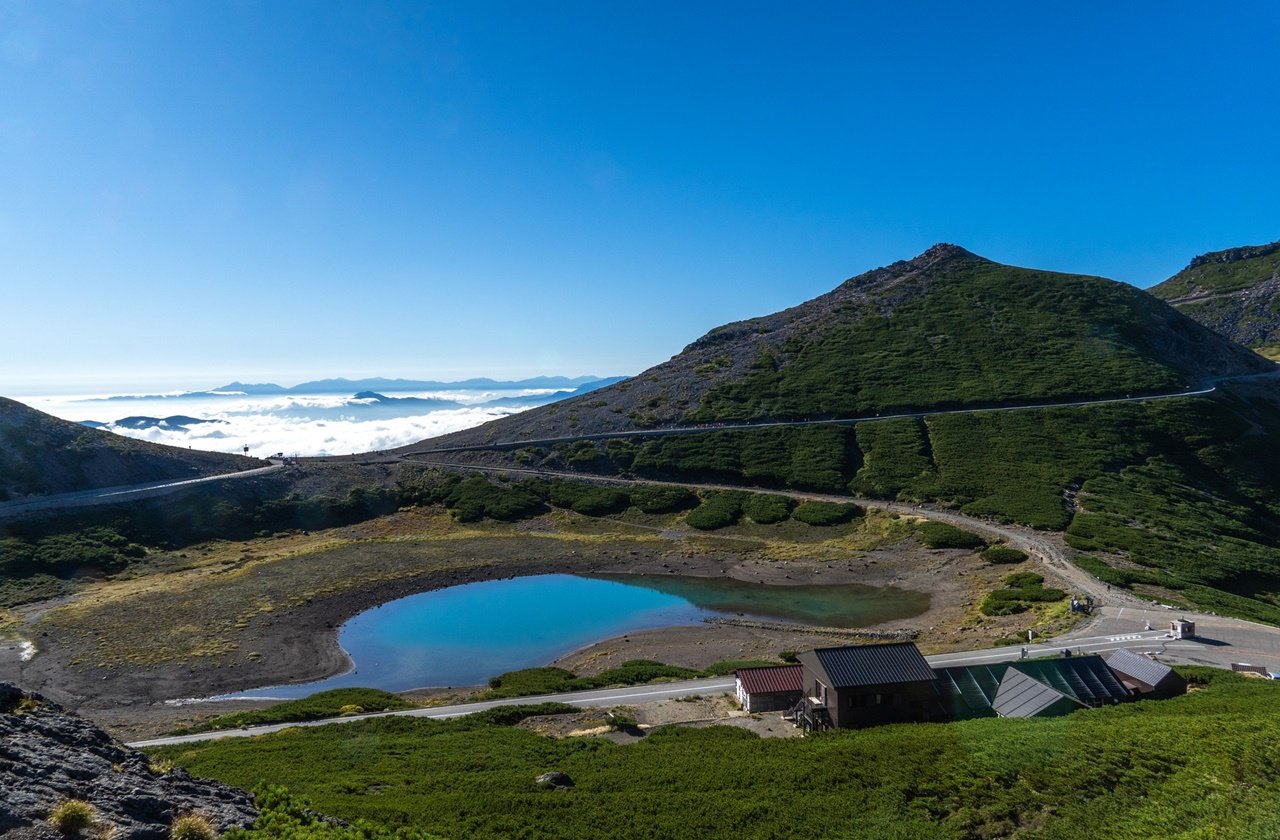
[223,573,929,698]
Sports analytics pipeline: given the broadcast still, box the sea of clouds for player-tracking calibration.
[25,389,556,457]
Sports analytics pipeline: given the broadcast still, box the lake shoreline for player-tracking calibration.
[4,508,1057,739]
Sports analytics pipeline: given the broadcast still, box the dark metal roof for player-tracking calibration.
[1012,655,1131,706]
[1105,648,1175,688]
[993,668,1081,718]
[933,663,1006,719]
[736,664,803,695]
[799,643,936,688]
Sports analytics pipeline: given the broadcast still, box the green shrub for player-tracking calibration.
[981,545,1028,564]
[483,667,576,698]
[170,814,217,840]
[48,800,96,835]
[544,480,631,515]
[980,573,1067,616]
[701,659,779,675]
[446,477,545,522]
[791,500,860,526]
[1003,572,1044,588]
[685,491,747,530]
[743,494,794,524]
[628,485,697,514]
[916,521,986,549]
[571,488,631,516]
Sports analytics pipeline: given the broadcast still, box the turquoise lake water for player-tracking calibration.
[223,573,928,698]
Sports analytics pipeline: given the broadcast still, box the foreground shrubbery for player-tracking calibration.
[153,670,1280,840]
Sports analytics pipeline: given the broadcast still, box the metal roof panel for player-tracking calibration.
[736,664,803,695]
[1105,648,1175,688]
[807,643,937,688]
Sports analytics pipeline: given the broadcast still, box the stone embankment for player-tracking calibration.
[703,617,918,641]
[0,683,256,839]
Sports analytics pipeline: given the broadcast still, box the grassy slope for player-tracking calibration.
[154,669,1280,840]
[538,387,1280,624]
[414,245,1265,447]
[690,254,1253,421]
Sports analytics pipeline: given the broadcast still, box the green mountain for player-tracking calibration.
[415,246,1280,624]
[420,244,1267,446]
[1149,240,1280,357]
[0,397,256,501]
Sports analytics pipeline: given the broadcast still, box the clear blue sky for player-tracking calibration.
[3,1,1278,392]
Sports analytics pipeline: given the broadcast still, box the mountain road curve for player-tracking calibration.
[0,463,284,521]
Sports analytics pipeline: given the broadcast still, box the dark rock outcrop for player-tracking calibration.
[0,684,256,839]
[534,771,574,790]
[1150,240,1280,350]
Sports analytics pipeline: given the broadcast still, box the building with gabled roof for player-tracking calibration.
[935,655,1134,720]
[734,664,802,713]
[992,667,1083,718]
[1105,648,1187,700]
[795,643,941,730]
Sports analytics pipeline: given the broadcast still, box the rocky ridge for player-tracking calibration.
[0,683,256,839]
[1149,239,1280,351]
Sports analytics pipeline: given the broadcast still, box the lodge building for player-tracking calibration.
[735,641,1186,732]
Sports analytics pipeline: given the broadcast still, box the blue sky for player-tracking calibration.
[3,1,1278,393]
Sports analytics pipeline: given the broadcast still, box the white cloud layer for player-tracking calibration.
[105,405,521,457]
[25,389,546,457]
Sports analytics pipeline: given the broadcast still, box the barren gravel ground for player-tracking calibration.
[1,505,1076,739]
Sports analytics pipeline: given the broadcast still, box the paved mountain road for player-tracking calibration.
[397,383,1228,456]
[126,629,1189,749]
[0,464,283,521]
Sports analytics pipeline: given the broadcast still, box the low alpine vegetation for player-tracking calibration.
[48,799,97,836]
[980,572,1067,616]
[980,545,1028,564]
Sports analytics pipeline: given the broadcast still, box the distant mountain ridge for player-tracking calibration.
[413,243,1270,449]
[1149,239,1280,354]
[213,375,608,395]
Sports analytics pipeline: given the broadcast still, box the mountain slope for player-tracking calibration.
[406,245,1280,625]
[1148,239,1280,355]
[417,244,1269,448]
[0,397,258,500]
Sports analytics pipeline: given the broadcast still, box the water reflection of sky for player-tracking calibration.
[219,573,928,699]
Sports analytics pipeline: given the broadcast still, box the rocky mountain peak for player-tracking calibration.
[905,242,983,268]
[1186,239,1280,270]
